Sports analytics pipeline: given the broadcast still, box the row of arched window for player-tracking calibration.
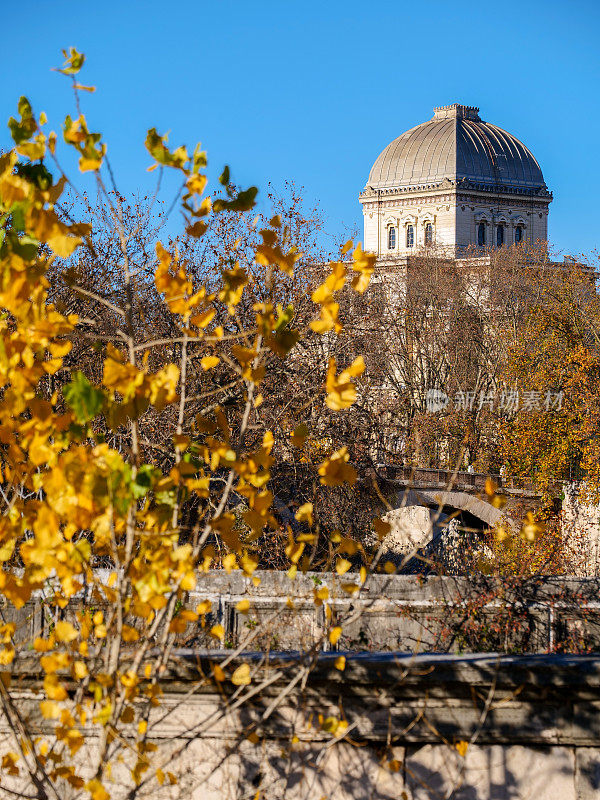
[477,222,525,247]
[388,223,433,250]
[387,221,526,250]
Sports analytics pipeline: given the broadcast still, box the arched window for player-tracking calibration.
[388,226,396,250]
[496,224,505,247]
[424,222,433,245]
[514,226,523,244]
[477,222,486,246]
[406,225,414,248]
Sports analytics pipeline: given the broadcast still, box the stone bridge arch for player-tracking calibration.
[378,489,515,559]
[412,489,512,528]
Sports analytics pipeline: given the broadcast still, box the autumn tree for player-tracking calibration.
[497,257,600,497]
[0,48,393,799]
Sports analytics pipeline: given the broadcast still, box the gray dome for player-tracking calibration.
[367,104,547,193]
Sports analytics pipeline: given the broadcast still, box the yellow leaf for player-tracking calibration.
[455,740,469,758]
[285,540,305,564]
[122,625,139,642]
[196,599,212,615]
[209,624,224,642]
[40,700,61,719]
[201,356,220,370]
[54,621,78,643]
[290,423,308,448]
[484,477,497,497]
[520,511,544,542]
[295,502,313,526]
[373,518,391,541]
[338,537,359,555]
[318,447,357,486]
[325,356,365,411]
[1,752,19,775]
[231,663,251,686]
[44,674,68,700]
[335,558,352,576]
[329,626,342,645]
[86,779,110,800]
[72,660,88,679]
[222,552,237,573]
[495,526,510,543]
[334,655,346,671]
[351,243,376,294]
[236,599,251,614]
[314,586,329,603]
[191,307,216,328]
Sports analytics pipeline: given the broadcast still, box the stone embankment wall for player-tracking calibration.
[4,573,600,799]
[6,572,600,652]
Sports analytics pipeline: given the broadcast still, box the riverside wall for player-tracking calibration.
[4,573,600,798]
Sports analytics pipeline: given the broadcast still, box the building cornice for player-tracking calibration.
[360,189,551,213]
[360,177,552,204]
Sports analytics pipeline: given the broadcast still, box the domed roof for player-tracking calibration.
[367,104,547,193]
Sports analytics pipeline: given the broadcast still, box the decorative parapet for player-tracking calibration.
[433,103,481,121]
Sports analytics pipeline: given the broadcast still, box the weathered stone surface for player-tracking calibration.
[3,653,600,797]
[9,573,600,654]
[406,744,575,800]
[575,748,600,800]
[379,504,434,555]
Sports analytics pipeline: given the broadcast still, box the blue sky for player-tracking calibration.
[2,0,599,257]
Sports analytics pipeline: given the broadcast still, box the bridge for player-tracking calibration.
[376,465,546,498]
[362,465,554,546]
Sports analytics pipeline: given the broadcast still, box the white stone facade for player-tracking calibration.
[361,187,550,257]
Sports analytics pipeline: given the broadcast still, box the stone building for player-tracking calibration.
[360,104,552,260]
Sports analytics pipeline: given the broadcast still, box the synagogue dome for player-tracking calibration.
[367,104,547,194]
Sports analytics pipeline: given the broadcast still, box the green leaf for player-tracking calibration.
[132,465,161,500]
[219,165,230,186]
[274,304,294,332]
[57,47,85,75]
[8,96,36,145]
[213,186,257,213]
[15,162,53,191]
[145,128,188,170]
[63,371,105,424]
